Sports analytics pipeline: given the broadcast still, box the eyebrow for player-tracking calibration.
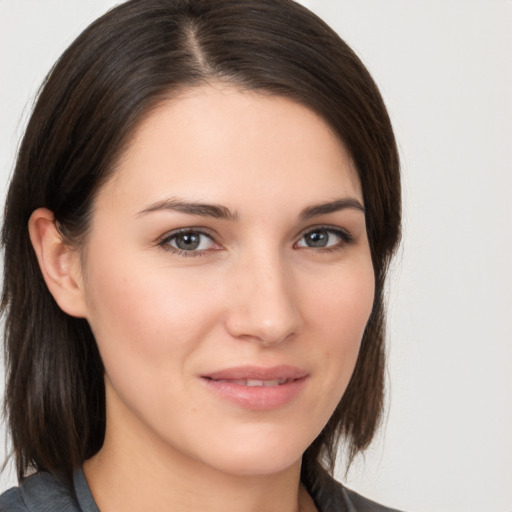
[137,198,239,221]
[299,198,365,220]
[137,197,364,221]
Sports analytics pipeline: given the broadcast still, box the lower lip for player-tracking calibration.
[202,376,308,411]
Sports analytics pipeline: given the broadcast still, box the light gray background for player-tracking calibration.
[1,1,511,511]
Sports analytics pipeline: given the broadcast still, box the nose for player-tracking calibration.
[224,253,303,346]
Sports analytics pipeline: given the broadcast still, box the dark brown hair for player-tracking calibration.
[2,0,400,487]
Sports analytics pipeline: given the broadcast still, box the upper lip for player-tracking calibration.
[202,365,308,381]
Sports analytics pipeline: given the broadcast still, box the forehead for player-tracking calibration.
[99,85,362,214]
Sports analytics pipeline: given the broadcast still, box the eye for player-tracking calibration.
[295,227,352,250]
[160,229,218,255]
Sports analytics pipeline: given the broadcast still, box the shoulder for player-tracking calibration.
[305,466,404,512]
[341,485,404,512]
[0,472,81,512]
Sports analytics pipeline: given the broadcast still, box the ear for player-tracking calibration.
[28,208,88,318]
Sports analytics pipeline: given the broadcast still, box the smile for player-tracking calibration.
[201,366,309,410]
[208,378,290,387]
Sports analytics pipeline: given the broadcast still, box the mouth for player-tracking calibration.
[206,378,292,387]
[201,365,309,410]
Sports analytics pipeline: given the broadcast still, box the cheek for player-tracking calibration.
[82,252,223,370]
[306,260,375,387]
[82,259,224,426]
[309,260,375,340]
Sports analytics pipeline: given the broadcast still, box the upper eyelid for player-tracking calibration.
[157,229,220,257]
[158,227,217,244]
[295,224,352,240]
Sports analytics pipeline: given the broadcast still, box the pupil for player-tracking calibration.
[176,233,200,250]
[307,230,328,247]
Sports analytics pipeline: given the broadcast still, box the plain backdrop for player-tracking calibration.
[1,1,511,511]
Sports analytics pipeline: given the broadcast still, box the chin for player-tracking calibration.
[195,435,308,477]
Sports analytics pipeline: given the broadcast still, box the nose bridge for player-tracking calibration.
[225,245,301,345]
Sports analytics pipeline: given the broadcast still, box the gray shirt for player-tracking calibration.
[0,469,403,512]
[0,470,98,512]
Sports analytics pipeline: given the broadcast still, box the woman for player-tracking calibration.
[0,1,401,511]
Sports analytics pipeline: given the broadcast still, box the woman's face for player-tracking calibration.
[77,85,375,476]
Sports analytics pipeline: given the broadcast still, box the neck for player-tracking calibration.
[85,450,306,512]
[83,393,316,512]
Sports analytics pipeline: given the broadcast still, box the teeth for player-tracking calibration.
[246,380,264,387]
[246,379,286,387]
[213,378,288,386]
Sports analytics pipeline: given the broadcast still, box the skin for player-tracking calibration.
[29,85,375,512]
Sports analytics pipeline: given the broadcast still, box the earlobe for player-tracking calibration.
[28,208,88,318]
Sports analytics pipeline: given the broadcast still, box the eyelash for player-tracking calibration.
[158,228,218,258]
[158,226,354,258]
[297,226,354,253]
